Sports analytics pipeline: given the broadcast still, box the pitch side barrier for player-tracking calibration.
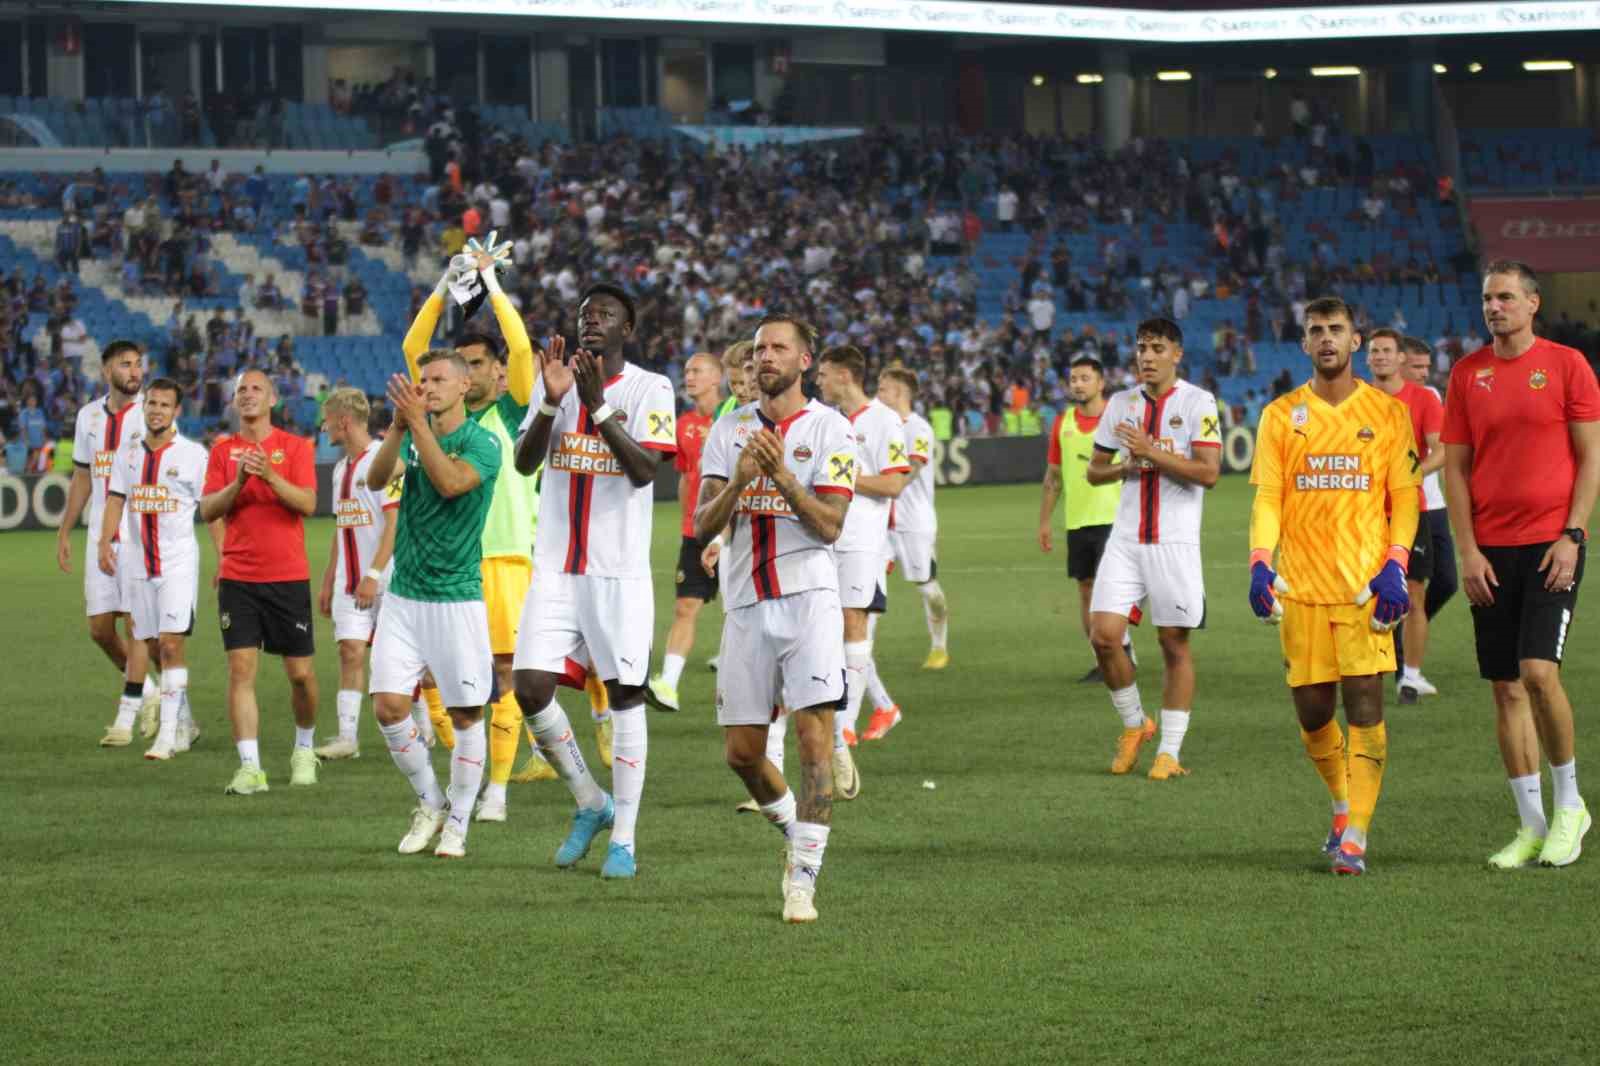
[1,431,1261,529]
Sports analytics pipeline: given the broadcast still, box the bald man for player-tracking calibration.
[647,352,724,710]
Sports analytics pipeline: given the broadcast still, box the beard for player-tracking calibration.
[758,366,800,397]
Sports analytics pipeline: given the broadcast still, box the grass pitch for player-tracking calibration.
[6,478,1599,1066]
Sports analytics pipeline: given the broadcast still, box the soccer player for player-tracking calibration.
[1442,260,1600,869]
[200,369,320,795]
[700,340,760,677]
[876,366,950,688]
[313,388,400,760]
[97,378,209,760]
[365,356,501,858]
[695,313,857,923]
[401,253,581,822]
[1248,295,1419,876]
[1084,318,1220,779]
[511,285,677,880]
[58,339,160,745]
[1366,328,1446,703]
[1398,335,1459,698]
[648,351,724,711]
[1039,355,1126,684]
[815,345,910,795]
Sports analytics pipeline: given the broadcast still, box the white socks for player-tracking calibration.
[158,667,188,746]
[839,640,871,744]
[660,653,686,689]
[1157,709,1190,760]
[610,704,648,852]
[336,689,362,742]
[236,738,260,770]
[1110,683,1144,729]
[1551,759,1581,811]
[766,712,788,770]
[411,695,434,745]
[761,790,797,839]
[1402,665,1423,683]
[446,719,486,836]
[864,616,895,711]
[530,697,607,811]
[1509,773,1547,836]
[293,726,315,750]
[381,717,443,810]
[113,694,140,731]
[920,580,948,651]
[790,821,830,887]
[143,673,159,698]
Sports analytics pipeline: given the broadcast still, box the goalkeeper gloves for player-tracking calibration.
[1357,548,1411,632]
[1248,551,1290,624]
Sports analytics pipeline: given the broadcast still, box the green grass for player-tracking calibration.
[7,478,1600,1065]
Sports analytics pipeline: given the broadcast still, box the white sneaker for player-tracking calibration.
[783,883,818,924]
[313,736,361,760]
[398,805,447,854]
[735,798,760,814]
[144,737,176,761]
[832,747,861,800]
[474,795,507,822]
[706,655,720,672]
[1410,674,1439,697]
[434,824,467,859]
[139,694,160,739]
[100,724,133,747]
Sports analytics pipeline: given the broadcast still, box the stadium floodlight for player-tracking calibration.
[1468,62,1484,73]
[1031,74,1046,87]
[1432,64,1447,74]
[1263,68,1278,79]
[1156,70,1192,82]
[1523,60,1575,72]
[1310,66,1361,77]
[1076,73,1104,84]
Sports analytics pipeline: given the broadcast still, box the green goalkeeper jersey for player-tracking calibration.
[390,417,502,603]
[471,393,540,560]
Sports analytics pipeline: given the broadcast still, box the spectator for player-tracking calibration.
[18,391,47,470]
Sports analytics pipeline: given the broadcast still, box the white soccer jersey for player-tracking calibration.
[1092,379,1221,545]
[892,410,937,534]
[1422,384,1446,510]
[332,441,401,595]
[73,396,146,546]
[835,398,910,554]
[701,399,858,609]
[106,433,209,580]
[526,362,676,579]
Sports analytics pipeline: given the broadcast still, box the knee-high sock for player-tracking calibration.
[839,641,871,741]
[446,719,486,836]
[1346,723,1387,847]
[423,685,455,750]
[920,579,948,651]
[158,667,188,746]
[1300,720,1350,811]
[790,822,831,888]
[767,712,788,772]
[529,697,606,810]
[335,689,362,742]
[864,615,895,711]
[380,717,443,810]
[609,703,647,851]
[488,691,522,786]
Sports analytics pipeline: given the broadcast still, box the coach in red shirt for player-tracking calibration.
[199,368,320,795]
[1442,259,1600,870]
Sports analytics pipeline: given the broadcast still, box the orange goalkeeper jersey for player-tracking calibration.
[1250,380,1420,606]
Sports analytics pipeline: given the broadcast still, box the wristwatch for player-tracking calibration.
[1562,527,1587,547]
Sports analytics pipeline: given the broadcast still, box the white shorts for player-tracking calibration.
[85,542,125,616]
[835,550,884,610]
[717,588,846,727]
[512,571,652,687]
[1090,537,1206,630]
[123,567,198,641]
[332,590,381,644]
[369,593,493,707]
[890,529,937,584]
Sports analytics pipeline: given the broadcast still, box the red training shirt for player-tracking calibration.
[675,408,714,539]
[1392,379,1444,509]
[1441,338,1600,547]
[203,427,316,582]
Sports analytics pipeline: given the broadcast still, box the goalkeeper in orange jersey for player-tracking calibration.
[1247,296,1422,876]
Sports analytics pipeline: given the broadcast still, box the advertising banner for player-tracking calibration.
[1469,198,1600,273]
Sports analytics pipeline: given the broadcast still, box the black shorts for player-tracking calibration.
[1066,524,1112,582]
[1409,516,1436,585]
[674,536,718,602]
[1469,542,1584,681]
[219,579,316,658]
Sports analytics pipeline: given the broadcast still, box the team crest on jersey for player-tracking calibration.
[269,449,285,464]
[1356,426,1375,442]
[1530,369,1549,390]
[1475,367,1495,390]
[1291,404,1309,428]
[793,444,813,461]
[165,467,179,477]
[1168,414,1183,428]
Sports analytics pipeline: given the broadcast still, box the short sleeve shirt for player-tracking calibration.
[1092,380,1222,545]
[203,427,315,583]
